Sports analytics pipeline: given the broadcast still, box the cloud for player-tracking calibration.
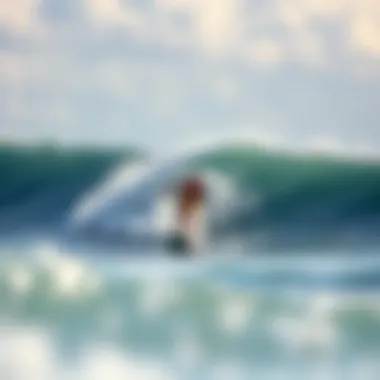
[290,30,325,68]
[0,50,52,89]
[243,39,283,67]
[0,51,26,87]
[350,15,380,57]
[1,0,380,66]
[191,0,243,56]
[154,0,376,68]
[212,75,240,103]
[0,0,45,36]
[85,0,144,38]
[91,61,133,99]
[155,0,193,12]
[299,0,346,17]
[1,0,380,148]
[275,0,380,60]
[156,0,243,56]
[276,1,308,29]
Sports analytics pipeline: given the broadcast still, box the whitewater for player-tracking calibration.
[0,139,380,380]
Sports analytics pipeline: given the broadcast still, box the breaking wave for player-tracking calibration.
[0,141,379,252]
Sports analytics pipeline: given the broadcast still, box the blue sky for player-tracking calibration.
[1,0,380,153]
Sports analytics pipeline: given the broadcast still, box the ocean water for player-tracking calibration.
[0,143,380,380]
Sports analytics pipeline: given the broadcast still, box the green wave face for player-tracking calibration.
[0,144,141,229]
[184,146,380,250]
[0,143,379,251]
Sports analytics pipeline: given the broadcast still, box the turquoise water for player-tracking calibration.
[0,143,379,251]
[1,241,380,380]
[1,143,380,379]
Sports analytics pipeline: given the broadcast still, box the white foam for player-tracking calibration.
[72,160,152,225]
[0,323,173,380]
[32,241,103,298]
[217,294,253,336]
[139,280,183,317]
[271,311,338,352]
[0,324,57,380]
[78,345,171,380]
[7,263,34,295]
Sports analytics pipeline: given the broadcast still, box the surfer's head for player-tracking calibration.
[179,175,205,201]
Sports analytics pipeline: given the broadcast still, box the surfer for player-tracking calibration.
[166,175,206,254]
[178,176,205,229]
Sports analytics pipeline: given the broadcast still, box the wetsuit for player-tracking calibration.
[177,177,205,226]
[166,177,205,254]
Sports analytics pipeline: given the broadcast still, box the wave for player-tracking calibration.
[193,145,380,250]
[0,142,379,252]
[0,143,141,232]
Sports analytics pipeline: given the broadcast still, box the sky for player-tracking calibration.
[1,0,380,152]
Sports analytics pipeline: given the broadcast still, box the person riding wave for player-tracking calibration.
[167,175,206,254]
